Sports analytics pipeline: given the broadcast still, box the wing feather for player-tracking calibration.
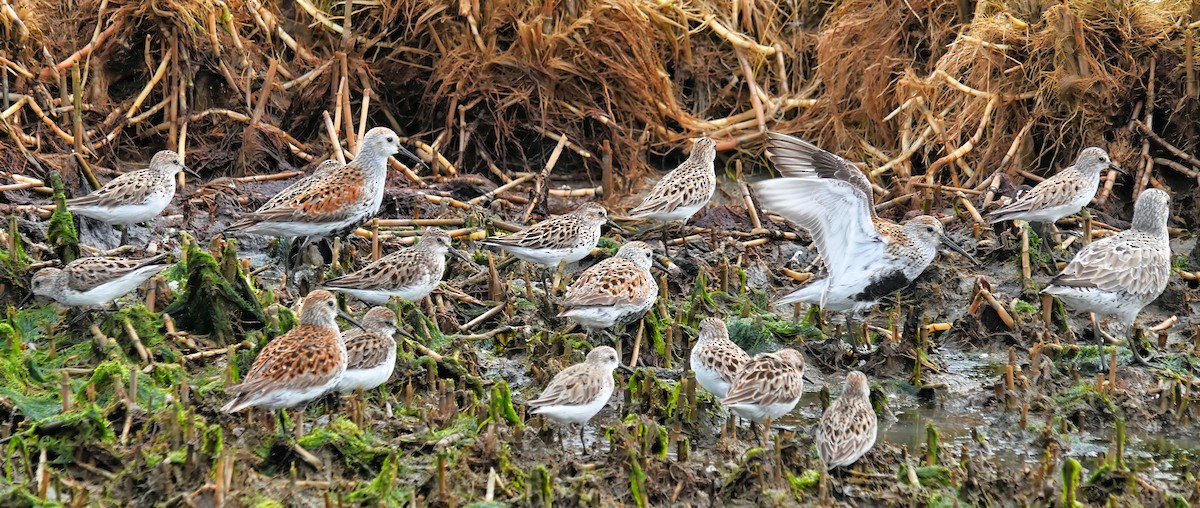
[753,176,885,285]
[766,132,876,214]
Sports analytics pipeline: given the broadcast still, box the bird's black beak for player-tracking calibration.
[394,144,426,171]
[617,363,635,374]
[605,219,627,233]
[183,166,201,178]
[1108,162,1126,175]
[338,310,368,331]
[651,257,669,272]
[940,235,981,266]
[450,248,482,270]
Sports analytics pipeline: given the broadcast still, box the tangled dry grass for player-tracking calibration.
[1,0,1198,217]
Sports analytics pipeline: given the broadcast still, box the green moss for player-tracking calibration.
[787,470,820,492]
[1165,494,1191,508]
[46,173,80,264]
[99,305,172,362]
[0,217,31,294]
[897,463,952,487]
[0,386,59,421]
[202,424,224,457]
[32,403,115,445]
[298,416,389,470]
[1062,458,1082,507]
[79,361,130,407]
[1054,380,1118,417]
[481,379,523,430]
[526,464,552,508]
[163,235,265,345]
[1012,299,1038,315]
[250,500,285,508]
[926,421,940,466]
[924,492,958,508]
[346,453,413,505]
[629,448,648,508]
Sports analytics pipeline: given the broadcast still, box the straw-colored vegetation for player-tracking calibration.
[2,0,1200,506]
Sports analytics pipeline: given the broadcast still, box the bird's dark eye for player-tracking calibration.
[387,137,395,143]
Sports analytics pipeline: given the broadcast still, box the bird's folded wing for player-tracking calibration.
[65,255,167,292]
[1049,233,1169,296]
[67,172,155,208]
[527,365,602,407]
[560,259,652,307]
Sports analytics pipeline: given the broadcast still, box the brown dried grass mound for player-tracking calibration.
[0,0,1198,218]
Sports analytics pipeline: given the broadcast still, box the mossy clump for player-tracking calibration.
[163,235,265,345]
[482,379,523,429]
[346,453,413,505]
[46,172,80,264]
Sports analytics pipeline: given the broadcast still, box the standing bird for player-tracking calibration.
[31,254,170,307]
[320,228,472,306]
[558,241,658,336]
[816,371,877,471]
[228,127,418,239]
[222,290,357,430]
[481,202,613,268]
[526,345,620,452]
[66,150,189,245]
[722,348,806,443]
[334,307,400,393]
[689,317,751,399]
[1042,188,1171,370]
[985,147,1118,258]
[753,132,975,347]
[627,137,718,253]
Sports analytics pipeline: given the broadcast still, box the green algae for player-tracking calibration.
[481,379,523,430]
[297,416,391,470]
[787,469,820,492]
[45,173,80,264]
[526,464,552,508]
[1063,458,1083,507]
[346,453,413,505]
[163,235,265,345]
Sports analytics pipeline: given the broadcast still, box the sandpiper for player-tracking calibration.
[627,137,718,251]
[228,127,419,239]
[222,290,355,413]
[558,241,658,334]
[816,371,877,471]
[722,348,806,437]
[986,147,1115,224]
[753,132,975,346]
[986,147,1118,257]
[526,345,620,451]
[320,228,472,305]
[66,150,188,244]
[1042,188,1171,369]
[31,254,170,307]
[334,307,399,393]
[689,317,751,399]
[481,202,612,267]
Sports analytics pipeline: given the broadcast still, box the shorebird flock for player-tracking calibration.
[25,125,1174,476]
